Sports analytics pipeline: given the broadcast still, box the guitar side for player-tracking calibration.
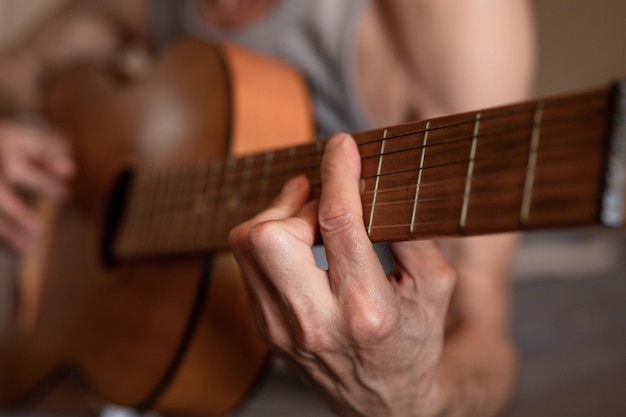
[0,40,313,416]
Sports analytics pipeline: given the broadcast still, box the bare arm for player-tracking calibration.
[379,0,535,414]
[374,0,536,115]
[354,0,538,415]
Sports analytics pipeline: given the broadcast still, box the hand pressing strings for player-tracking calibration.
[229,134,456,417]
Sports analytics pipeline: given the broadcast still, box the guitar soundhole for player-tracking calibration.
[101,169,134,268]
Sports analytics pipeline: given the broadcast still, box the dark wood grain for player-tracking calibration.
[114,85,623,257]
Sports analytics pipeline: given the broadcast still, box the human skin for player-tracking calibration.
[0,1,534,415]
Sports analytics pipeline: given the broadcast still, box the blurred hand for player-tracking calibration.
[229,134,456,417]
[0,119,74,252]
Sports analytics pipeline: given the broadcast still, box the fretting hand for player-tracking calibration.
[229,134,456,417]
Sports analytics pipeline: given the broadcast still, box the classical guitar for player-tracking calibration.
[0,39,313,416]
[1,38,625,416]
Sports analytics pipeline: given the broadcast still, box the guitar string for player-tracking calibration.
[128,101,607,212]
[124,123,604,216]
[133,101,606,200]
[119,114,604,240]
[114,92,608,250]
[114,170,600,254]
[128,90,606,194]
[116,151,597,254]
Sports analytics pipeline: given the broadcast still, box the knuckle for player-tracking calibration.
[346,302,399,343]
[227,222,251,253]
[247,220,293,256]
[247,221,278,249]
[437,262,457,293]
[318,201,357,235]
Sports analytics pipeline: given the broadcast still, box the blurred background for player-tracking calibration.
[1,0,625,416]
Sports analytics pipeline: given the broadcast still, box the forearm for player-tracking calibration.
[428,235,519,417]
[0,0,151,111]
[433,323,517,417]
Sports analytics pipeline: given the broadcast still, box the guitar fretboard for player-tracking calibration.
[113,84,625,259]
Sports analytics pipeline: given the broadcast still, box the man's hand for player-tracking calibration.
[229,134,456,417]
[0,120,74,252]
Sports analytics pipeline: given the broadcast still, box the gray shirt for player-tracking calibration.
[152,0,372,139]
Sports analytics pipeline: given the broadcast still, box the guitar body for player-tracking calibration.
[0,39,312,416]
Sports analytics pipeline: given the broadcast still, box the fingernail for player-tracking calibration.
[325,133,349,150]
[282,175,306,195]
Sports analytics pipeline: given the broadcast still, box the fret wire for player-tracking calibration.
[356,107,607,166]
[459,112,481,231]
[154,170,172,250]
[199,148,596,219]
[258,150,274,212]
[145,127,601,218]
[191,162,211,246]
[188,164,202,246]
[112,151,606,255]
[311,140,323,183]
[173,166,187,249]
[168,167,184,251]
[364,178,599,234]
[237,155,255,226]
[410,120,430,238]
[352,90,607,149]
[164,94,609,195]
[359,175,601,212]
[367,129,387,237]
[356,179,596,216]
[520,101,544,226]
[353,153,598,205]
[116,89,606,255]
[177,166,193,248]
[147,169,168,253]
[213,158,236,243]
[203,160,222,240]
[284,146,296,184]
[181,106,606,193]
[364,175,515,204]
[359,126,605,183]
[142,102,605,200]
[166,167,178,251]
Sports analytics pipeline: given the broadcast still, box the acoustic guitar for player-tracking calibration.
[1,38,625,416]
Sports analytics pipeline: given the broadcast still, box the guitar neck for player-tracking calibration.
[113,82,626,259]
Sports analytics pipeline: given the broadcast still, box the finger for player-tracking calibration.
[248,199,328,298]
[3,153,69,200]
[16,127,75,179]
[0,123,74,199]
[249,174,310,226]
[318,134,391,299]
[229,175,311,261]
[247,203,338,354]
[0,182,39,251]
[390,240,456,309]
[35,137,75,179]
[229,176,314,346]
